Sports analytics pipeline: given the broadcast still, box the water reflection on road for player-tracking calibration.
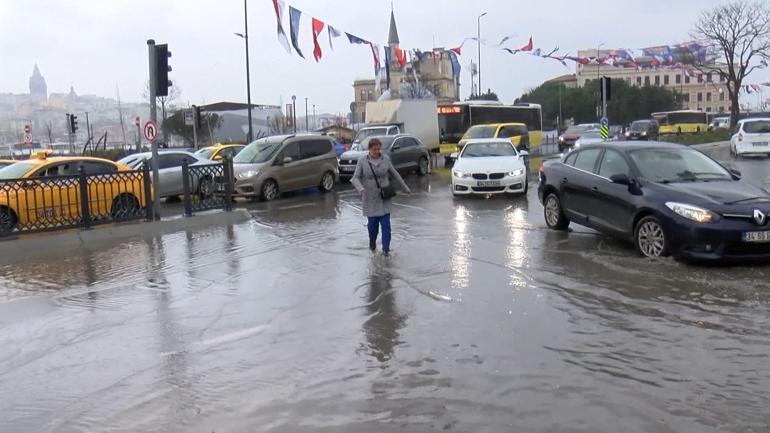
[0,146,769,432]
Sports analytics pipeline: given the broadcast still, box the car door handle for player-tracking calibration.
[562,177,568,184]
[592,186,599,193]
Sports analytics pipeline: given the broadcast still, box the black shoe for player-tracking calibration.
[369,244,376,252]
[382,250,390,257]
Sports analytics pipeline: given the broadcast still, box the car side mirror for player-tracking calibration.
[391,144,400,151]
[213,155,222,161]
[729,168,742,179]
[518,150,529,157]
[450,152,459,159]
[283,156,293,164]
[609,173,631,185]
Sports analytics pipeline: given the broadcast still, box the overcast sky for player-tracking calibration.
[2,0,768,114]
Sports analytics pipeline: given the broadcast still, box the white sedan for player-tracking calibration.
[574,130,605,148]
[451,139,529,196]
[730,118,770,157]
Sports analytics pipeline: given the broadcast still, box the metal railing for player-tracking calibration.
[181,157,234,216]
[0,165,151,236]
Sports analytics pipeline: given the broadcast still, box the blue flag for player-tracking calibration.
[289,6,305,58]
[346,32,368,45]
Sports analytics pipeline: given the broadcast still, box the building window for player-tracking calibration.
[675,74,681,84]
[654,75,660,85]
[706,92,712,102]
[685,76,691,84]
[719,106,725,112]
[697,75,703,83]
[707,73,712,82]
[360,89,366,101]
[368,90,374,99]
[706,107,712,112]
[644,76,650,86]
[720,75,726,83]
[683,94,690,102]
[697,92,703,102]
[719,92,725,101]
[664,75,670,85]
[636,77,642,86]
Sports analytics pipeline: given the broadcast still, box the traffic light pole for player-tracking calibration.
[602,77,608,120]
[147,39,161,220]
[192,106,199,150]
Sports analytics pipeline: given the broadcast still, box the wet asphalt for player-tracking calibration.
[1,143,769,432]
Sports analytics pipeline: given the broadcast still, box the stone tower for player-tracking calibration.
[387,9,404,98]
[29,64,48,101]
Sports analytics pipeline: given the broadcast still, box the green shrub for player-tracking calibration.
[660,129,731,145]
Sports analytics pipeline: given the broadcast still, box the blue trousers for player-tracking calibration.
[367,214,391,252]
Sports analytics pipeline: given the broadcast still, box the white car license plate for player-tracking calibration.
[752,142,768,147]
[743,231,770,242]
[477,180,501,187]
[341,166,355,172]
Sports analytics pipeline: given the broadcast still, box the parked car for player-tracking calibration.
[338,134,430,181]
[709,116,731,130]
[574,130,605,148]
[233,134,339,201]
[558,123,600,152]
[538,141,770,261]
[730,118,770,157]
[0,155,146,233]
[118,151,217,199]
[194,144,245,161]
[451,139,529,197]
[625,120,659,140]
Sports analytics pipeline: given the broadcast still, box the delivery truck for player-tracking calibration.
[355,99,440,152]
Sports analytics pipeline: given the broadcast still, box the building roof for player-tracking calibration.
[388,10,399,45]
[545,74,577,84]
[201,102,280,112]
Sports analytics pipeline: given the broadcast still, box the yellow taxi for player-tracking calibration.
[0,154,148,233]
[194,144,245,161]
[459,123,530,151]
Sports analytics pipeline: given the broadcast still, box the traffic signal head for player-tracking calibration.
[68,114,79,133]
[155,44,172,97]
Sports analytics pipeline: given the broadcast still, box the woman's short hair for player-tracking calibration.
[368,138,382,149]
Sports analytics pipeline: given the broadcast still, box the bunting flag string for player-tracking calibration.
[328,25,342,50]
[271,0,291,54]
[288,6,305,58]
[311,18,325,62]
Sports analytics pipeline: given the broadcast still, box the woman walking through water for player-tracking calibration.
[351,138,411,256]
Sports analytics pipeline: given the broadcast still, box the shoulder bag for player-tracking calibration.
[367,159,397,200]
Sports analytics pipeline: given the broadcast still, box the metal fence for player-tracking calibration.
[181,158,234,216]
[0,165,151,236]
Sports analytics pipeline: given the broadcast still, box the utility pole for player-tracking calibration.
[601,77,608,120]
[312,104,316,130]
[147,39,161,220]
[558,84,563,131]
[243,0,253,143]
[292,95,297,133]
[305,98,309,132]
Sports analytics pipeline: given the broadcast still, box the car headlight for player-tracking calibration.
[508,168,525,177]
[574,142,582,148]
[625,131,630,136]
[452,170,470,178]
[238,170,259,180]
[642,131,647,135]
[558,135,564,142]
[665,202,720,223]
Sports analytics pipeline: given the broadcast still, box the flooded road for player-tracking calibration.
[1,144,769,432]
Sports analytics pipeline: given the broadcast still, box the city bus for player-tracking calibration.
[651,110,708,134]
[438,101,543,153]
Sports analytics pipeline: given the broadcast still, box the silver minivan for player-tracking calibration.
[233,134,339,201]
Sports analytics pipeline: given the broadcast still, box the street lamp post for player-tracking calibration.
[477,12,487,96]
[234,0,253,143]
[305,98,309,132]
[291,95,297,133]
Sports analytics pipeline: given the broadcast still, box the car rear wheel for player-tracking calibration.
[634,216,669,258]
[111,194,140,221]
[417,156,429,176]
[319,171,335,193]
[261,179,279,201]
[543,193,569,230]
[0,207,17,234]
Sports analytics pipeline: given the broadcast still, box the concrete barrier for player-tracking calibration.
[0,209,252,262]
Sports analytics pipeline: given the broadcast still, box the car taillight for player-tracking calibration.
[539,165,546,181]
[738,133,743,142]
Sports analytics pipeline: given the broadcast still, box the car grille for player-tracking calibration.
[340,159,357,166]
[472,186,506,192]
[472,173,488,180]
[724,243,770,256]
[489,173,505,180]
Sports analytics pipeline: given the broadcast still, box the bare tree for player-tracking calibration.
[44,121,54,145]
[142,81,182,121]
[268,114,288,135]
[399,82,435,100]
[692,1,770,127]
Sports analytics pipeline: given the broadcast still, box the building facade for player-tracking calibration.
[575,49,730,114]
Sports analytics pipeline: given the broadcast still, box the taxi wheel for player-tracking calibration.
[0,207,17,233]
[111,194,140,221]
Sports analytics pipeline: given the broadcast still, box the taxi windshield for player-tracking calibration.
[195,148,216,159]
[0,162,35,180]
[463,125,497,139]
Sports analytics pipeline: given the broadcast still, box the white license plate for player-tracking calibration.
[743,231,770,242]
[752,142,768,147]
[341,166,355,172]
[477,180,501,187]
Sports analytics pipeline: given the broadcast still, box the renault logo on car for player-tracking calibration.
[754,209,767,226]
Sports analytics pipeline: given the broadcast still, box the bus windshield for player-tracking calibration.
[439,104,542,145]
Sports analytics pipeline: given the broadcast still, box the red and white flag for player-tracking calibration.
[312,18,325,62]
[272,0,291,54]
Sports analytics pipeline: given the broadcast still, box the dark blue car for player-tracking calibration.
[538,141,770,261]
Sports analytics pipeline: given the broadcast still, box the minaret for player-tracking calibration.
[29,64,48,101]
[387,6,403,98]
